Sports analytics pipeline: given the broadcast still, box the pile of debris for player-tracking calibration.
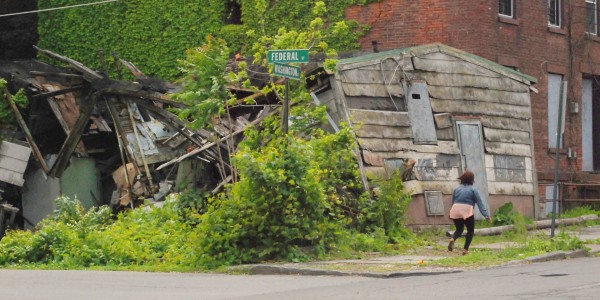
[0,48,278,229]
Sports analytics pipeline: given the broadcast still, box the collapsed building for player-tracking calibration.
[0,47,275,232]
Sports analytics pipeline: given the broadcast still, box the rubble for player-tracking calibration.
[0,48,275,228]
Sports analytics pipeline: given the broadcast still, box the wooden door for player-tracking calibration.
[456,120,490,219]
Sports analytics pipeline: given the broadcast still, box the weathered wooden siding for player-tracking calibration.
[333,47,535,198]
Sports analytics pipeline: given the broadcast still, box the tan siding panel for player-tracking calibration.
[481,116,531,131]
[436,127,455,140]
[419,72,530,93]
[357,138,460,154]
[483,127,530,144]
[484,142,532,156]
[488,182,535,196]
[428,86,530,106]
[349,109,410,126]
[413,56,499,77]
[355,124,413,138]
[430,98,531,119]
[434,113,453,128]
[341,82,403,97]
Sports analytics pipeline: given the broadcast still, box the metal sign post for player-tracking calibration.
[551,81,567,238]
[268,50,308,135]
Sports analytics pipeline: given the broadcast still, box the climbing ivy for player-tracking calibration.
[37,0,226,79]
[37,0,378,80]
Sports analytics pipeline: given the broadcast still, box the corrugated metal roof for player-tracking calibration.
[337,43,537,84]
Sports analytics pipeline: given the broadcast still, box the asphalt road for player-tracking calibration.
[1,257,599,299]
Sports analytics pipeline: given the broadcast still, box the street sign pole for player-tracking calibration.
[282,79,289,134]
[551,81,567,238]
[267,50,308,136]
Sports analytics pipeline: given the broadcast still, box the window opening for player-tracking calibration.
[225,1,242,25]
[586,0,597,34]
[548,0,561,27]
[499,0,514,18]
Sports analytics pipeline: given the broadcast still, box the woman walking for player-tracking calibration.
[448,170,491,255]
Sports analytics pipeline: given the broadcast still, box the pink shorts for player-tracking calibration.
[449,203,474,220]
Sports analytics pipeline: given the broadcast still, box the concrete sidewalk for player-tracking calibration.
[228,224,600,278]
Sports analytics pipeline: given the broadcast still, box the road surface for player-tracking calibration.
[0,257,599,299]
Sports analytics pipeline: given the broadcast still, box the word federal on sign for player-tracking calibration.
[273,62,301,80]
[267,49,309,64]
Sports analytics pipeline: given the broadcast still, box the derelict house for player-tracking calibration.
[310,43,538,225]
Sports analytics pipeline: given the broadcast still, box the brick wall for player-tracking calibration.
[346,0,600,182]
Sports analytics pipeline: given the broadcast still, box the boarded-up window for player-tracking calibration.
[407,81,437,145]
[494,155,526,182]
[424,191,445,216]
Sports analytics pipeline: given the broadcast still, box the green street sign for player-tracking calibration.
[273,62,301,80]
[268,49,309,63]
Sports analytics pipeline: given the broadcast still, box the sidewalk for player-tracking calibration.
[228,223,600,278]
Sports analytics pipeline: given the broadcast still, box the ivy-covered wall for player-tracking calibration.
[38,0,377,80]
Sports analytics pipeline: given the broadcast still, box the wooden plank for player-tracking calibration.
[430,98,531,119]
[434,113,453,128]
[403,180,535,196]
[428,86,530,107]
[483,127,530,144]
[362,150,385,167]
[0,167,25,186]
[355,124,412,138]
[481,115,531,131]
[0,155,27,173]
[3,87,49,173]
[488,182,535,196]
[403,180,456,195]
[436,127,455,140]
[484,142,532,157]
[413,165,460,181]
[50,92,98,177]
[339,68,404,85]
[413,56,500,77]
[341,82,403,98]
[416,50,532,84]
[0,141,31,161]
[345,96,405,111]
[418,72,530,93]
[364,166,388,179]
[357,138,460,154]
[349,109,410,126]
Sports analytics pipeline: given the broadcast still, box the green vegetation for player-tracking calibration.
[37,0,376,79]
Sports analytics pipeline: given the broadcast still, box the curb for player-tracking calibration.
[229,264,463,278]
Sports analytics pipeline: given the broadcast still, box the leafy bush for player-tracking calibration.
[493,202,517,226]
[366,172,414,242]
[0,196,198,270]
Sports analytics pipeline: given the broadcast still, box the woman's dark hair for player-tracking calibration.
[459,170,475,185]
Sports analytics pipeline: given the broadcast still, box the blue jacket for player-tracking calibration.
[451,184,490,218]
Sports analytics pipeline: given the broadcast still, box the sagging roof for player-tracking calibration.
[337,43,537,85]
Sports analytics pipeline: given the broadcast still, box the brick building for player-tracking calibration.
[345,0,600,216]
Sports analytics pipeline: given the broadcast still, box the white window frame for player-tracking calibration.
[548,0,561,27]
[499,0,514,18]
[586,0,598,35]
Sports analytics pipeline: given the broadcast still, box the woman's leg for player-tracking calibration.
[452,218,465,241]
[463,215,476,251]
